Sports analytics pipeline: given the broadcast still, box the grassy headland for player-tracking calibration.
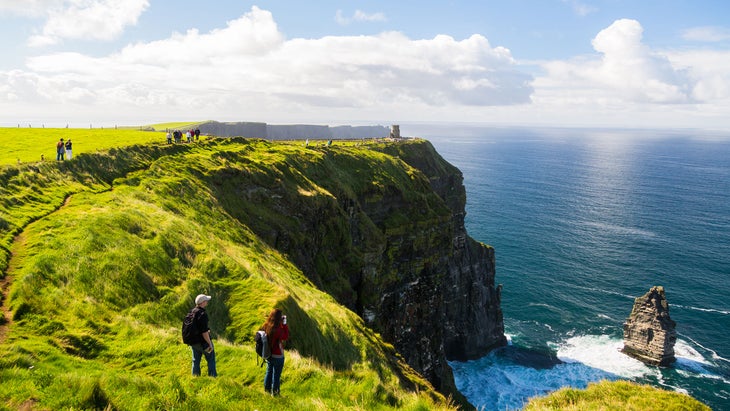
[1,133,454,410]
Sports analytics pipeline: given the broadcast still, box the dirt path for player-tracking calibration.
[0,232,26,344]
[0,195,75,344]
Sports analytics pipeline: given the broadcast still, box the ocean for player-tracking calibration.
[415,126,730,410]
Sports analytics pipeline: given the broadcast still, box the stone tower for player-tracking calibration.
[622,286,677,366]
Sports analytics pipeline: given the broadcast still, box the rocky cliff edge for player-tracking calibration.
[209,138,507,400]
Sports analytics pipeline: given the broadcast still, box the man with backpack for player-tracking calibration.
[182,294,217,377]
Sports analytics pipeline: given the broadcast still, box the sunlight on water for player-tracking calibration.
[430,129,730,410]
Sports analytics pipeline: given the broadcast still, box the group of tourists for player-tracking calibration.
[167,128,200,144]
[55,138,72,160]
[184,295,290,396]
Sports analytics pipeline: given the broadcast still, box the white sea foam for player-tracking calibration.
[451,353,615,411]
[555,335,655,379]
[679,333,730,364]
[451,334,675,410]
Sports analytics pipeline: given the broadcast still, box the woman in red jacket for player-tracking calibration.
[262,308,289,395]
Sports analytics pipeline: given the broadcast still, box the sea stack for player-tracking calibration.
[622,286,677,366]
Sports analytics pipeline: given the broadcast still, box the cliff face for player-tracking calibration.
[622,286,677,366]
[210,139,506,399]
[196,120,389,140]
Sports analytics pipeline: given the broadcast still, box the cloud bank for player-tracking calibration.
[1,5,729,128]
[1,6,532,123]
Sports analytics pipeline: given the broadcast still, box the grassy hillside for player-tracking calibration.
[523,380,710,411]
[0,136,455,410]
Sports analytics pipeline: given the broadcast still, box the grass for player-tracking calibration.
[523,380,711,411]
[2,127,167,165]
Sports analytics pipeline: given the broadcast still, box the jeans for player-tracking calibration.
[191,343,217,377]
[264,356,285,394]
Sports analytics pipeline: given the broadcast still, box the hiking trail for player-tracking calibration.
[0,195,75,344]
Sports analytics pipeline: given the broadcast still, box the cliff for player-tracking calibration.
[622,286,677,366]
[0,136,503,409]
[195,120,389,140]
[211,139,506,396]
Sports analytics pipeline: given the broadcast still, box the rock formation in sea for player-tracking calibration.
[622,286,677,366]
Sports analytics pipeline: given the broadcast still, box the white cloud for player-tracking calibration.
[335,9,387,26]
[3,6,531,123]
[665,49,730,102]
[353,10,387,22]
[26,0,149,47]
[533,19,694,107]
[0,0,64,17]
[682,26,730,42]
[562,0,597,17]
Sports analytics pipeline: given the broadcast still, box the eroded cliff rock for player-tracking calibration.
[622,286,677,366]
[208,139,505,404]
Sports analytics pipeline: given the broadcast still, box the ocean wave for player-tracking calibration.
[674,304,730,315]
[677,333,730,365]
[554,335,656,379]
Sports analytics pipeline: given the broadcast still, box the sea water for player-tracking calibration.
[416,126,730,410]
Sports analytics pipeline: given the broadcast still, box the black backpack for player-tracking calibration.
[182,308,200,345]
[254,330,271,366]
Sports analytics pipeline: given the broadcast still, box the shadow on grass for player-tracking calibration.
[277,295,360,371]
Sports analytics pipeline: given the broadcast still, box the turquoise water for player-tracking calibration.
[419,127,730,410]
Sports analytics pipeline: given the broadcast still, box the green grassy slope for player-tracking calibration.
[0,137,454,410]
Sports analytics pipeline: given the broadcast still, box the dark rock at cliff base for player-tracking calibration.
[622,286,677,366]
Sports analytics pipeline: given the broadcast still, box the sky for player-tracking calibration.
[1,0,730,129]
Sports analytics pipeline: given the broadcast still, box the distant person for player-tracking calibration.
[56,138,65,161]
[260,308,289,395]
[186,130,192,143]
[65,139,72,159]
[185,294,217,377]
[166,131,172,144]
[194,128,200,140]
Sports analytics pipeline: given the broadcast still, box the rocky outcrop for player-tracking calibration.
[622,286,677,366]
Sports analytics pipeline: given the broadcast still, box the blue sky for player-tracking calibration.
[1,1,730,129]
